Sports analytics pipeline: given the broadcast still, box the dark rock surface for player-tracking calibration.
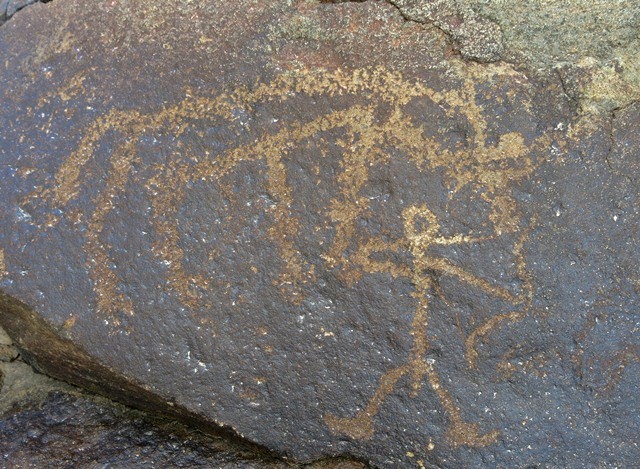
[0,0,638,467]
[1,392,283,468]
[0,329,364,468]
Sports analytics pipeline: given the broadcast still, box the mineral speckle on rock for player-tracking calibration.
[0,0,638,467]
[0,327,365,469]
[0,0,43,26]
[0,327,364,468]
[1,391,286,469]
[388,0,505,62]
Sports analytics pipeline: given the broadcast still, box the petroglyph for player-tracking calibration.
[0,248,5,276]
[26,65,554,448]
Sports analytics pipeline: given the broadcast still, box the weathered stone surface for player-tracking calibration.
[463,0,640,114]
[1,391,284,468]
[388,0,505,63]
[0,0,638,467]
[0,326,363,468]
[0,0,42,26]
[0,393,366,468]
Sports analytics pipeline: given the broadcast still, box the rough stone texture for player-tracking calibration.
[466,0,640,66]
[0,326,19,362]
[0,0,43,26]
[388,0,505,63]
[1,392,285,468]
[1,358,71,417]
[0,327,364,468]
[462,0,640,113]
[0,0,638,467]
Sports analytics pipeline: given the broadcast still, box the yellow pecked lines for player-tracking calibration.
[463,222,537,369]
[402,204,504,448]
[32,68,433,320]
[139,68,446,304]
[27,65,548,448]
[148,159,212,311]
[322,69,549,448]
[186,105,381,299]
[325,197,513,447]
[235,67,441,109]
[324,364,410,440]
[321,101,461,283]
[35,110,145,223]
[33,67,441,225]
[465,311,526,369]
[325,117,389,284]
[85,140,139,322]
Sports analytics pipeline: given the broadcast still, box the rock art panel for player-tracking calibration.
[0,1,638,467]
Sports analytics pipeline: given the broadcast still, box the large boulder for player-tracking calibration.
[0,1,638,466]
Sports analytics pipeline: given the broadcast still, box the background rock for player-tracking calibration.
[0,326,365,468]
[0,0,638,467]
[462,0,640,113]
